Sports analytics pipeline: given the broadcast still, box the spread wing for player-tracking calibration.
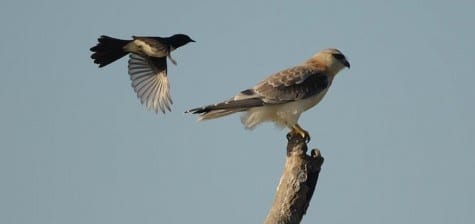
[128,53,172,113]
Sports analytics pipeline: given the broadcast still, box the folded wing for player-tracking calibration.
[254,66,329,104]
[186,66,329,120]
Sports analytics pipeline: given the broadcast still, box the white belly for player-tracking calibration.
[241,88,330,129]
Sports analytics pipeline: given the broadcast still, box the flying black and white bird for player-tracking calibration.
[90,34,194,113]
[186,48,350,142]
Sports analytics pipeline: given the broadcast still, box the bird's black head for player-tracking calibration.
[169,34,195,49]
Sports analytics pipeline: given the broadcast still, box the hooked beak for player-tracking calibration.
[343,59,350,69]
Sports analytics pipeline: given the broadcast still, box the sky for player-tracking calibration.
[1,0,474,223]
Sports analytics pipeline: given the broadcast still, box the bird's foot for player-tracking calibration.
[288,124,311,143]
[168,54,177,65]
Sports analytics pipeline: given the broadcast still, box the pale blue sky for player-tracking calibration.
[1,0,474,223]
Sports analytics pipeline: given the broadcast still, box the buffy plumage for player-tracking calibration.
[90,34,194,113]
[186,48,350,142]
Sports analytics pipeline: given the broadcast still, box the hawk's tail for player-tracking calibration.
[188,108,243,121]
[90,35,130,67]
[186,97,264,121]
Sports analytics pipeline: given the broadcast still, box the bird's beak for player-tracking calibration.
[190,39,196,42]
[343,59,350,69]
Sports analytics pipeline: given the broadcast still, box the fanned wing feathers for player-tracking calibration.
[128,54,172,113]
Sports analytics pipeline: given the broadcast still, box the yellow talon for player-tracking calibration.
[290,124,311,142]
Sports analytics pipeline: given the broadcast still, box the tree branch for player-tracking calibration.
[263,133,324,224]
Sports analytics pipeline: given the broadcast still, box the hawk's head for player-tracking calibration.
[312,48,350,74]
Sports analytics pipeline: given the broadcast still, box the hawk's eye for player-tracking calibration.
[333,54,345,60]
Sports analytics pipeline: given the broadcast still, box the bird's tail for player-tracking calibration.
[187,108,244,121]
[186,97,264,121]
[90,35,130,67]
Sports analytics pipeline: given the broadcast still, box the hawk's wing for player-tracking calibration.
[251,66,329,104]
[128,53,172,113]
[187,66,329,115]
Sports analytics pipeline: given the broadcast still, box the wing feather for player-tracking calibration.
[253,66,329,104]
[128,54,172,113]
[187,66,330,115]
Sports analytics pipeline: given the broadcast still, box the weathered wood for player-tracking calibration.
[264,133,324,224]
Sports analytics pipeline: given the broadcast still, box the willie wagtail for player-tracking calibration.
[90,34,195,113]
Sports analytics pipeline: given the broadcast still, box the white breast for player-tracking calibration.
[240,87,330,130]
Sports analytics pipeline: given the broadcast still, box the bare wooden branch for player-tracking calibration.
[264,133,324,224]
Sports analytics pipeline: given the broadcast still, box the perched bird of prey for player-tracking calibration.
[90,34,195,113]
[186,48,350,142]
